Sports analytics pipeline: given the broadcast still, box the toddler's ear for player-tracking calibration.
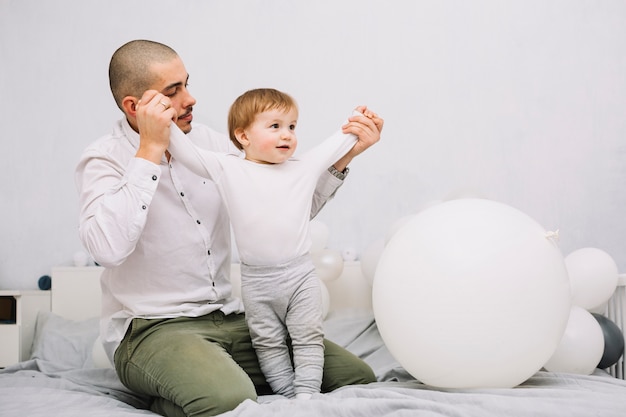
[234,128,249,148]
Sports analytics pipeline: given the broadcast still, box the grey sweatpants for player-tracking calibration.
[240,254,325,398]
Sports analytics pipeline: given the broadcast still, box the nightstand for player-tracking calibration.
[0,290,51,367]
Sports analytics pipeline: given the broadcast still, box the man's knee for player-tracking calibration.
[321,339,376,391]
[350,360,377,385]
[187,388,257,417]
[150,387,256,417]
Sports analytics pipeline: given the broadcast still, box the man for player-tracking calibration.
[76,39,383,417]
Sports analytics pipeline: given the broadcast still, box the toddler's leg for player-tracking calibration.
[287,271,325,398]
[242,279,295,398]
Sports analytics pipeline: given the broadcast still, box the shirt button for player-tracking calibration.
[152,175,157,181]
[180,192,185,197]
[208,250,211,256]
[141,205,147,210]
[196,220,201,224]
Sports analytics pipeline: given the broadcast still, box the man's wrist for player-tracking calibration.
[328,165,349,180]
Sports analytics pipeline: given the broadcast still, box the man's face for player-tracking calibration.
[148,57,196,134]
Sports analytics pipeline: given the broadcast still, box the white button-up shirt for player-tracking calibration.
[75,118,343,362]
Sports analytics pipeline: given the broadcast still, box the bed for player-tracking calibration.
[2,262,626,417]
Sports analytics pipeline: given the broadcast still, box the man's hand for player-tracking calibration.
[134,90,178,164]
[334,106,384,172]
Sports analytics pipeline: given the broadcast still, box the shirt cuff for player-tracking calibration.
[328,166,350,181]
[126,157,161,193]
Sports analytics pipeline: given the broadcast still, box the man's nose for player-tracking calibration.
[181,88,196,108]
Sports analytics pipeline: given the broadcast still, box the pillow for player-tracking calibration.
[30,311,100,370]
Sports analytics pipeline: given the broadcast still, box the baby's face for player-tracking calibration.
[242,108,299,164]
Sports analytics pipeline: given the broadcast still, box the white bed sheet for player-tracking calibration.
[2,309,626,417]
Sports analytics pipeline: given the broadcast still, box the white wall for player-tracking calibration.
[1,0,625,289]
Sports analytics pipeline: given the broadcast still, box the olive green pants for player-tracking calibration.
[114,311,375,417]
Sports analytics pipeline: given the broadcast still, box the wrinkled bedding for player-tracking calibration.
[2,310,626,417]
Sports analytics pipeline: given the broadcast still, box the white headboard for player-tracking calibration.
[51,262,373,320]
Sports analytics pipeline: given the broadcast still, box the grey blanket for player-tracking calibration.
[2,310,626,416]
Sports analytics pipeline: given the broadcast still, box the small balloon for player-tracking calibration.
[592,313,625,369]
[589,302,608,315]
[309,220,330,253]
[312,249,344,282]
[565,248,619,311]
[544,306,604,375]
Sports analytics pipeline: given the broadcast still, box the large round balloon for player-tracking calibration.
[592,313,625,369]
[543,306,604,374]
[565,248,618,312]
[373,198,571,389]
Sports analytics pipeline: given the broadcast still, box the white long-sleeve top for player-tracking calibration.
[75,118,345,362]
[168,124,357,266]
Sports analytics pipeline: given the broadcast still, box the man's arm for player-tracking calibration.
[76,90,178,267]
[76,146,161,267]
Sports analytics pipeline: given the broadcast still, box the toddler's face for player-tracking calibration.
[242,108,298,164]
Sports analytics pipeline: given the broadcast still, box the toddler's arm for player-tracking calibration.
[168,124,222,181]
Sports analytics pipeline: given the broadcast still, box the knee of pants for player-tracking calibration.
[150,387,257,417]
[191,388,257,417]
[321,339,377,392]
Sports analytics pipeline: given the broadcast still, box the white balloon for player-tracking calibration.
[312,249,344,282]
[309,220,330,253]
[373,198,571,389]
[589,302,608,315]
[360,238,385,286]
[565,248,619,311]
[543,306,604,375]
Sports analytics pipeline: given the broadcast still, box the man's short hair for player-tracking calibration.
[109,40,178,110]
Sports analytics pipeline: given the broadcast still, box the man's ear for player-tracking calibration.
[234,128,249,148]
[121,96,140,117]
